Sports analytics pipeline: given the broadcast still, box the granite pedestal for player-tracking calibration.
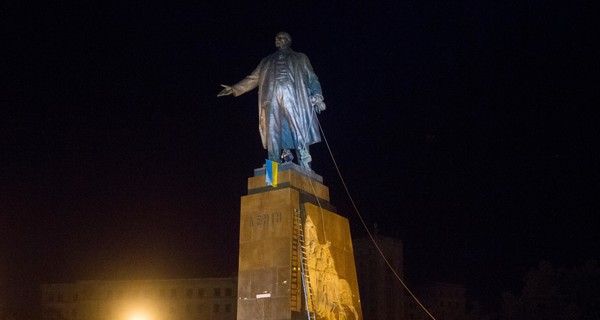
[237,163,362,320]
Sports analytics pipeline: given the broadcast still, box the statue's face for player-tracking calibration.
[275,33,291,49]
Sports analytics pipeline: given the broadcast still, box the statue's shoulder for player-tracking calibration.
[260,53,275,62]
[260,50,282,63]
[288,50,310,63]
[291,49,307,57]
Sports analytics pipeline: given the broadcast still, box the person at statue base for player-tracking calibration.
[218,32,326,169]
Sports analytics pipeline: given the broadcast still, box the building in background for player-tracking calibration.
[353,234,406,320]
[354,235,468,320]
[40,239,467,320]
[409,282,466,320]
[40,277,237,320]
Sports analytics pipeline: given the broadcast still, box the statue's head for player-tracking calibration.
[275,32,292,49]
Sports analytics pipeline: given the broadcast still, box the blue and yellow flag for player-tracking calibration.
[265,159,279,187]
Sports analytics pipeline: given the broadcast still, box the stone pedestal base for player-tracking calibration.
[237,163,362,320]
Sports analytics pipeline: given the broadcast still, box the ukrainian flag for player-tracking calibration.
[265,159,279,187]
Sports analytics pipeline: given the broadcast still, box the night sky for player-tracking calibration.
[3,0,598,311]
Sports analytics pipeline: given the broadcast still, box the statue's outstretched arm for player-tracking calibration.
[217,84,233,97]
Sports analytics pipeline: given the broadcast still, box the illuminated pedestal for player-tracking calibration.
[237,163,362,320]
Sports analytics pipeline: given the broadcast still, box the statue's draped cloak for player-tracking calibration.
[231,48,323,151]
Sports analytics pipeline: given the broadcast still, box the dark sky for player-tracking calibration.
[3,0,598,310]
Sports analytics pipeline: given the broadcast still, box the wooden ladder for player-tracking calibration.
[294,208,316,320]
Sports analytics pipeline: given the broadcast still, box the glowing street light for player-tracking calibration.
[129,312,150,320]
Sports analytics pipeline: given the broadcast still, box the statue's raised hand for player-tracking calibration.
[217,84,233,97]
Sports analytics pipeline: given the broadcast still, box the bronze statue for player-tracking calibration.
[218,32,326,169]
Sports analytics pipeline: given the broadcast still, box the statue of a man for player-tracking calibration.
[218,32,326,169]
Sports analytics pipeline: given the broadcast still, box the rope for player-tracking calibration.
[296,209,316,320]
[314,114,437,320]
[301,108,329,243]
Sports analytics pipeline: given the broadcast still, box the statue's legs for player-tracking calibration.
[273,85,313,169]
[265,83,315,169]
[298,146,312,169]
[265,98,283,162]
[267,147,280,162]
[266,85,297,163]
